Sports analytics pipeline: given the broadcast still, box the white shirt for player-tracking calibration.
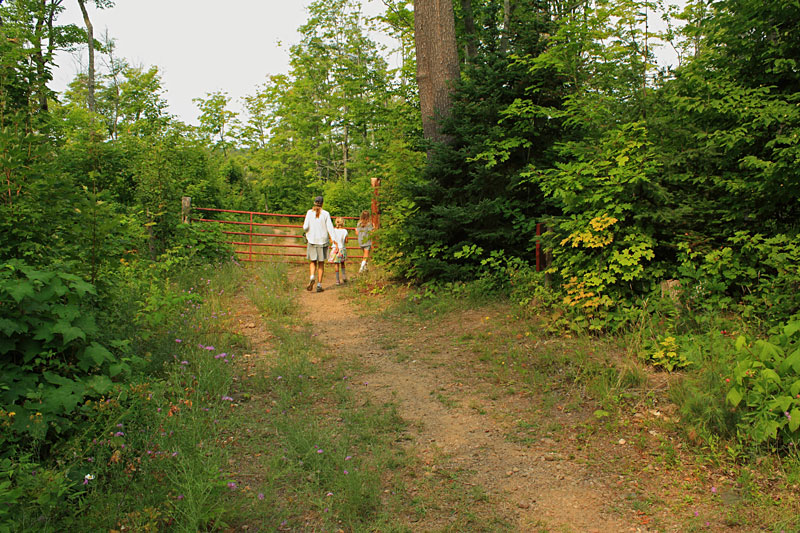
[331,227,348,251]
[302,208,335,245]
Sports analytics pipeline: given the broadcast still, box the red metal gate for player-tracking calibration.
[181,183,543,270]
[188,207,368,264]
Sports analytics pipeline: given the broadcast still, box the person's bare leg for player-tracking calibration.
[317,262,325,286]
[360,248,370,272]
[307,261,316,291]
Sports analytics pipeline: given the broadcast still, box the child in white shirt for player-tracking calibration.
[329,217,349,285]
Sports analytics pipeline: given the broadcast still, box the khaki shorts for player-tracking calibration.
[307,243,328,262]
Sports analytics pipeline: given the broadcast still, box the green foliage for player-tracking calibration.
[677,232,800,323]
[193,90,238,155]
[237,0,409,218]
[1,262,248,531]
[320,177,372,217]
[160,223,233,270]
[542,123,664,312]
[641,335,693,372]
[726,320,800,447]
[0,261,130,448]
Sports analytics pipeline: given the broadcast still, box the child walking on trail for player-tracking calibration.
[356,210,373,273]
[302,196,336,293]
[329,217,348,285]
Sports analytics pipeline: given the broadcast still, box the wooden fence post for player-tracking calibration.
[544,225,552,289]
[370,177,380,229]
[181,196,191,224]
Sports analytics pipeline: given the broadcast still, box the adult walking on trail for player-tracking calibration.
[303,196,335,293]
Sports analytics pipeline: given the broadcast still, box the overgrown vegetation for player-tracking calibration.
[2,0,800,528]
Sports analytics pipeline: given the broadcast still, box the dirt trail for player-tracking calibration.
[293,268,650,532]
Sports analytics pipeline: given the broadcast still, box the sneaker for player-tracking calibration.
[335,281,341,285]
[306,279,315,291]
[316,285,324,293]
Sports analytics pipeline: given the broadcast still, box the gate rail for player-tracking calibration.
[185,202,380,264]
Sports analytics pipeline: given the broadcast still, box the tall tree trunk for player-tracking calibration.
[31,0,61,112]
[500,0,513,52]
[77,0,95,112]
[413,0,460,145]
[104,34,121,139]
[342,114,349,182]
[460,0,478,63]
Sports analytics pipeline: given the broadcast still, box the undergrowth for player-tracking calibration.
[2,261,249,531]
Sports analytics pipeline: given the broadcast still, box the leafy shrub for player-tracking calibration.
[726,318,800,447]
[0,261,131,450]
[160,222,233,269]
[0,454,84,531]
[678,231,800,325]
[641,335,693,372]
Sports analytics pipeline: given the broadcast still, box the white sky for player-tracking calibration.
[52,0,393,125]
[51,1,681,126]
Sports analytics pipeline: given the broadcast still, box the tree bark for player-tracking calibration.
[500,0,513,52]
[413,0,460,145]
[342,118,349,181]
[77,0,95,112]
[31,0,62,112]
[460,0,478,63]
[32,0,50,111]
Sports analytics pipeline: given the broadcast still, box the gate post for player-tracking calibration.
[249,211,253,263]
[370,177,380,229]
[181,197,191,224]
